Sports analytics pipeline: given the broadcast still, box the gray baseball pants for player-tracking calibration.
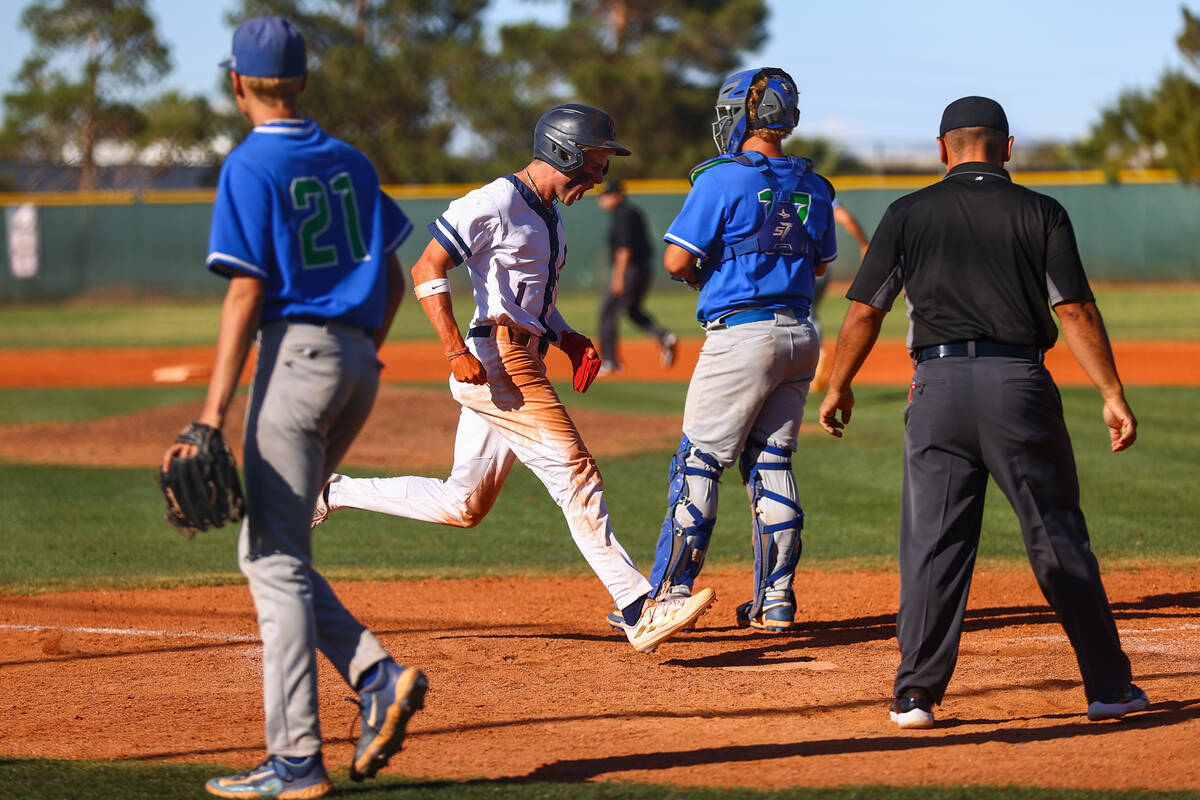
[238,321,391,758]
[895,354,1133,704]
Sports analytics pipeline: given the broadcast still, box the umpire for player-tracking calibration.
[817,96,1148,729]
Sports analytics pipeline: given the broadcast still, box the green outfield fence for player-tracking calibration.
[1,170,1197,303]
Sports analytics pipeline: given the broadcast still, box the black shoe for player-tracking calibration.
[889,687,934,729]
[1087,683,1149,721]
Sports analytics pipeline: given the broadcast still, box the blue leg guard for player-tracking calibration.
[648,435,722,598]
[740,439,804,624]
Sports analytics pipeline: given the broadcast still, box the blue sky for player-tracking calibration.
[0,0,1190,156]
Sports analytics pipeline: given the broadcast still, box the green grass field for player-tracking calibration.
[2,284,1198,349]
[1,288,1196,799]
[3,759,1197,800]
[1,383,1195,594]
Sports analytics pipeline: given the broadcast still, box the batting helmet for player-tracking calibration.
[533,104,632,174]
[712,68,800,156]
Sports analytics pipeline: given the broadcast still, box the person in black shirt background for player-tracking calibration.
[597,180,677,372]
[817,96,1148,729]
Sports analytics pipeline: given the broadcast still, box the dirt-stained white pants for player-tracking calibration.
[329,327,652,611]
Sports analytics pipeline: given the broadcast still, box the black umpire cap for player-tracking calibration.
[602,180,623,195]
[939,96,1009,137]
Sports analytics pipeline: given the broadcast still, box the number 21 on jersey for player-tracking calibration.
[290,172,369,269]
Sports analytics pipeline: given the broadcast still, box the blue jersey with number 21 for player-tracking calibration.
[206,119,411,329]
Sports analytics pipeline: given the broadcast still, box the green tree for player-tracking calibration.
[1084,7,1200,181]
[0,0,170,190]
[784,135,870,177]
[458,0,769,179]
[224,0,493,183]
[133,91,230,173]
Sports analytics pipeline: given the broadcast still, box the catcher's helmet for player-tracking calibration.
[712,68,800,155]
[533,104,632,174]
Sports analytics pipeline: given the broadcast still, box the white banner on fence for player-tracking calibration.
[6,203,40,279]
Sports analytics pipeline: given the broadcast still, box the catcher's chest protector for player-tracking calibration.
[720,152,818,263]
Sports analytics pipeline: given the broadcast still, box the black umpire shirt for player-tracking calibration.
[847,162,1095,351]
[608,200,653,273]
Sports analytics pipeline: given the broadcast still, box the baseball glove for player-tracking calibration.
[156,422,245,538]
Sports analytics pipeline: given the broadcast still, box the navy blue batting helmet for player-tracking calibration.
[533,104,632,174]
[712,68,800,155]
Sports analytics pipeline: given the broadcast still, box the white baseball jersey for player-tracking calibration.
[428,175,569,338]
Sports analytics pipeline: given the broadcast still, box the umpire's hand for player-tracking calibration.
[819,387,854,437]
[1102,397,1137,452]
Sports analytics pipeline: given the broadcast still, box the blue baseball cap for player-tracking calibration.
[219,16,306,78]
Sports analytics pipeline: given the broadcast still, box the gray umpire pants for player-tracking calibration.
[238,321,391,758]
[895,354,1132,704]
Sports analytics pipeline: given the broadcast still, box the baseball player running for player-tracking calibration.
[160,17,424,798]
[313,104,716,653]
[641,68,837,631]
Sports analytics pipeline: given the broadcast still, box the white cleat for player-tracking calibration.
[621,587,716,653]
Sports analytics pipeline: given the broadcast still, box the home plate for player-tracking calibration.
[153,364,211,383]
[723,660,838,672]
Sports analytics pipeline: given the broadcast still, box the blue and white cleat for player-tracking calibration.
[205,754,332,799]
[735,590,796,631]
[350,661,428,781]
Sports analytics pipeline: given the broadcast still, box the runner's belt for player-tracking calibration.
[468,324,551,356]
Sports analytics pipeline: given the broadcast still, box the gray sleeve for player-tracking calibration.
[846,205,904,310]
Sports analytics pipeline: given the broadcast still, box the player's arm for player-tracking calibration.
[1053,300,1136,452]
[162,274,263,469]
[664,243,701,288]
[834,204,870,260]
[610,246,631,295]
[373,252,405,351]
[817,300,887,438]
[411,239,486,385]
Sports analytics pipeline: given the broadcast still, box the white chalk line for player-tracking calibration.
[0,623,258,643]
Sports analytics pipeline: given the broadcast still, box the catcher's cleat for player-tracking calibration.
[350,661,427,782]
[620,587,715,653]
[660,332,678,368]
[311,476,340,528]
[889,687,935,729]
[735,590,796,631]
[205,753,332,799]
[1087,683,1149,721]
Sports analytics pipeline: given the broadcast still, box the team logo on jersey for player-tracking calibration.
[757,189,811,224]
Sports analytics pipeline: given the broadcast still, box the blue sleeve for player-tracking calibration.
[380,191,413,255]
[819,205,839,263]
[663,174,725,259]
[206,154,272,279]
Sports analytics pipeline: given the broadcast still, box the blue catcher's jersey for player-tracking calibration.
[664,152,837,323]
[206,119,412,329]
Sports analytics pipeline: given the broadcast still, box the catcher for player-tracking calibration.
[159,16,421,798]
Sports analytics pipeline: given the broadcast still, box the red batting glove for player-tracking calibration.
[559,330,602,393]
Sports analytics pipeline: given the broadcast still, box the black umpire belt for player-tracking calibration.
[468,324,551,356]
[913,341,1043,363]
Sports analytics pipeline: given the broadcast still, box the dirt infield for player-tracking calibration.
[1,342,1197,790]
[1,338,1198,387]
[2,569,1198,791]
